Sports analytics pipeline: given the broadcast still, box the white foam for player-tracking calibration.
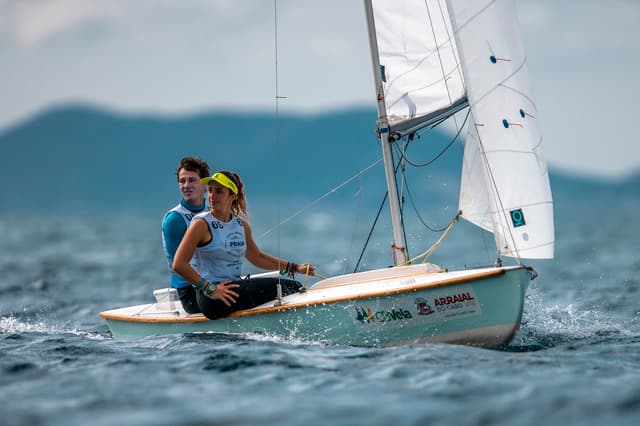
[513,286,630,346]
[0,316,107,340]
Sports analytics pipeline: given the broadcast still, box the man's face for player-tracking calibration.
[178,168,206,206]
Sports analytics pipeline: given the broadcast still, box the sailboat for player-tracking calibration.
[100,0,554,347]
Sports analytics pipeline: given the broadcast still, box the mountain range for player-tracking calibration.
[1,104,637,216]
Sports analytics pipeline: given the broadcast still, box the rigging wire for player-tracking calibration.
[257,159,382,240]
[272,0,292,300]
[352,109,470,271]
[395,108,470,168]
[343,173,364,275]
[434,0,465,132]
[353,191,387,273]
[273,0,281,263]
[273,0,282,269]
[425,0,455,108]
[401,169,454,233]
[399,213,459,266]
[352,158,402,273]
[391,109,469,233]
[397,132,410,262]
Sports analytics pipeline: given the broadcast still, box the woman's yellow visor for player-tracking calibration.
[201,172,238,195]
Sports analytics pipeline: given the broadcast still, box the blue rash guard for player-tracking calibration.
[161,199,206,289]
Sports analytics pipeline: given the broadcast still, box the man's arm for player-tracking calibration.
[161,211,188,264]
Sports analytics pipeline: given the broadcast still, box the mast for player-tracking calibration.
[363,0,409,266]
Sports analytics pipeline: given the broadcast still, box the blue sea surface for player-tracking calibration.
[1,198,639,426]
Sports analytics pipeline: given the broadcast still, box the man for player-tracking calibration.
[161,157,210,313]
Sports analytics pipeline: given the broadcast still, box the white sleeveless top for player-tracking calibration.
[191,212,246,282]
[169,203,200,225]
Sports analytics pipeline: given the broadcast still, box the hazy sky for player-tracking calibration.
[2,0,639,178]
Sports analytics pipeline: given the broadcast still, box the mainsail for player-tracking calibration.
[368,0,467,140]
[366,0,554,260]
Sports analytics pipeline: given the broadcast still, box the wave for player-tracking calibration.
[0,315,109,340]
[507,286,639,351]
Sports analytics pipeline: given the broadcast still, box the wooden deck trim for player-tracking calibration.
[99,311,209,323]
[229,267,506,317]
[100,267,512,324]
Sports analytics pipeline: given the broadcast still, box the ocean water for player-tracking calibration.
[1,199,639,426]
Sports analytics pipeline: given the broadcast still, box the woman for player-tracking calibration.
[173,170,316,319]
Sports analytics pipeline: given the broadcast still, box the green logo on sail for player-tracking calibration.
[510,209,526,227]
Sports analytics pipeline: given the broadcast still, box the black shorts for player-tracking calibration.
[177,286,201,314]
[196,276,303,320]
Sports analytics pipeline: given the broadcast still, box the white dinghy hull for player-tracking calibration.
[100,265,531,348]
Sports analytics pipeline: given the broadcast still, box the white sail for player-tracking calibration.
[450,0,554,259]
[368,0,554,260]
[369,0,467,139]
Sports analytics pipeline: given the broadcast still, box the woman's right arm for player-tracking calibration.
[172,218,208,285]
[173,218,240,306]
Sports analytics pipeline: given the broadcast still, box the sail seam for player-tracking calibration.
[449,0,497,37]
[425,0,456,107]
[489,200,553,212]
[499,79,536,110]
[507,240,555,252]
[382,2,464,113]
[473,59,527,108]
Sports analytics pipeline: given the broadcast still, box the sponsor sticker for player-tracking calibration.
[351,285,482,328]
[415,297,435,316]
[354,305,412,324]
[422,285,482,321]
